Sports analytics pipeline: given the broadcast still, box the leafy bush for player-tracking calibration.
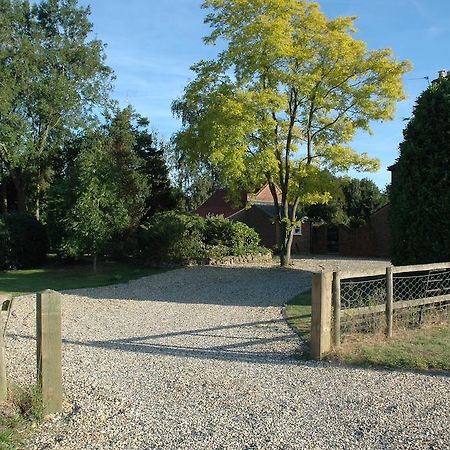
[136,211,205,262]
[136,212,269,263]
[203,215,262,256]
[0,213,49,270]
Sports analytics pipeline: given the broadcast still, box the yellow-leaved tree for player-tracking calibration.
[173,0,411,266]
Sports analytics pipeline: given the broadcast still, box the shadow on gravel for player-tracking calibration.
[64,266,312,308]
[77,315,309,365]
[11,315,309,366]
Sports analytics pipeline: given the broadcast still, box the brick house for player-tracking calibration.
[311,167,395,258]
[195,185,312,253]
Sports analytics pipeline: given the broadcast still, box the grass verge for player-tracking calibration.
[0,385,43,450]
[0,260,168,296]
[284,289,312,337]
[336,323,450,371]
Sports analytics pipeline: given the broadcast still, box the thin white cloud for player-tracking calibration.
[412,0,449,38]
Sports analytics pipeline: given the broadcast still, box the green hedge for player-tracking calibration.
[390,76,450,264]
[0,213,49,270]
[135,212,268,263]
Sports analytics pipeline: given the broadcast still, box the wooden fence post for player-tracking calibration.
[332,271,341,348]
[386,267,393,338]
[0,304,7,401]
[36,290,62,414]
[311,271,333,359]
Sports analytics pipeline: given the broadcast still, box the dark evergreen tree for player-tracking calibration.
[390,74,450,264]
[133,119,182,218]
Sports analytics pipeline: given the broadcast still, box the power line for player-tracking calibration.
[408,76,430,85]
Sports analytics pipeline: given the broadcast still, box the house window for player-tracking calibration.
[293,225,302,236]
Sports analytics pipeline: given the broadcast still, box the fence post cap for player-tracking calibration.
[38,289,60,295]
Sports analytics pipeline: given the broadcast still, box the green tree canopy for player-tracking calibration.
[341,177,387,226]
[133,121,182,218]
[390,75,450,265]
[0,0,112,216]
[305,176,387,226]
[173,0,410,265]
[60,108,148,269]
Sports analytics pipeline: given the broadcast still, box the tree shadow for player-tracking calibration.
[10,314,311,366]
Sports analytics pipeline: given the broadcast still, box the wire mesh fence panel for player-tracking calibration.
[336,268,450,341]
[393,269,450,328]
[339,276,386,336]
[340,277,386,310]
[394,269,450,301]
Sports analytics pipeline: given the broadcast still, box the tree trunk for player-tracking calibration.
[11,174,27,213]
[0,184,7,214]
[279,220,295,267]
[35,182,40,220]
[93,252,97,274]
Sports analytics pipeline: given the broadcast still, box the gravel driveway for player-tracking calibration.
[5,261,450,450]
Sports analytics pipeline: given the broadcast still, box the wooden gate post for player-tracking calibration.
[0,303,7,401]
[386,267,394,338]
[36,290,62,414]
[311,271,333,359]
[332,271,341,348]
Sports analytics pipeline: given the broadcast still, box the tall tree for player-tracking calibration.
[306,176,387,226]
[63,109,148,271]
[133,120,182,218]
[341,177,387,226]
[167,134,222,212]
[173,0,410,266]
[390,73,450,265]
[0,0,112,217]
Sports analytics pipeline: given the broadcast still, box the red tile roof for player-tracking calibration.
[195,184,282,218]
[195,189,247,218]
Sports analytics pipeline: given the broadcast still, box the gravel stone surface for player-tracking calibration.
[287,255,391,273]
[4,261,450,450]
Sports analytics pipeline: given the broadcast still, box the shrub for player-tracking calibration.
[0,213,49,269]
[203,216,261,255]
[137,211,205,263]
[136,212,269,263]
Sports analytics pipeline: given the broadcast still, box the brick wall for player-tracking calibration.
[370,205,390,257]
[233,208,312,253]
[311,205,391,258]
[292,222,312,253]
[232,208,278,248]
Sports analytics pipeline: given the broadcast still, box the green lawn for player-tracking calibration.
[337,324,450,371]
[284,289,312,337]
[285,290,450,371]
[0,260,167,296]
[0,385,44,450]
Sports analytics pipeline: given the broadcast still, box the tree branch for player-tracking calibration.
[311,102,357,140]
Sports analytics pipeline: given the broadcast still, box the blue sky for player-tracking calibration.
[79,0,450,188]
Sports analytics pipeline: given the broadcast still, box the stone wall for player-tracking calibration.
[206,252,273,266]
